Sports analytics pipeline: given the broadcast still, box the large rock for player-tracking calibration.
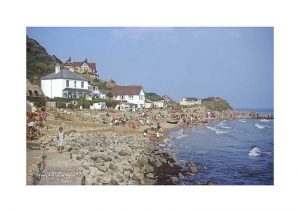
[81,161,90,170]
[144,165,154,173]
[146,173,155,179]
[188,164,198,174]
[178,173,185,179]
[89,166,102,177]
[101,173,112,184]
[89,146,98,152]
[133,167,144,182]
[154,160,162,168]
[90,153,98,161]
[109,162,117,170]
[119,148,132,156]
[170,176,179,183]
[98,166,108,173]
[160,158,167,164]
[98,153,112,162]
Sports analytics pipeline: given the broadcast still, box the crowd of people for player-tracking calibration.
[26,105,47,140]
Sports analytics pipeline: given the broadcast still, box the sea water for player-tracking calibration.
[169,114,274,185]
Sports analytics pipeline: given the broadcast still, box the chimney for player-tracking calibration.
[55,64,60,73]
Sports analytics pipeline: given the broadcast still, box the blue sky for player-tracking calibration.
[27,27,273,109]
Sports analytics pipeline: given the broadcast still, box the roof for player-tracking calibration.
[64,58,96,71]
[41,69,88,81]
[182,97,199,101]
[112,86,143,95]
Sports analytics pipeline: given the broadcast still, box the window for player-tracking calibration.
[128,95,133,100]
[34,90,39,96]
[139,95,144,100]
[66,80,69,87]
[74,81,77,88]
[121,95,125,100]
[81,81,84,88]
[28,90,33,96]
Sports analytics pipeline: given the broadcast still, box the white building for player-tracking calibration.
[112,85,145,109]
[144,99,152,109]
[144,99,165,109]
[90,102,106,110]
[41,64,91,99]
[89,86,110,99]
[153,100,165,108]
[179,97,202,106]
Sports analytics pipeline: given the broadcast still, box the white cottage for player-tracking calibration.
[179,97,202,106]
[41,64,91,99]
[112,85,145,109]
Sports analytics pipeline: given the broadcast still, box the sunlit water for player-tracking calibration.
[169,118,274,185]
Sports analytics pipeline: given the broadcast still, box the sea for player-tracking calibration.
[168,108,274,185]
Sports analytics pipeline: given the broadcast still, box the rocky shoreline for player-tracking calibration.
[28,130,198,185]
[27,107,273,185]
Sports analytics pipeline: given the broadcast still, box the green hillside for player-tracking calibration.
[202,97,233,111]
[145,92,163,101]
[26,36,62,85]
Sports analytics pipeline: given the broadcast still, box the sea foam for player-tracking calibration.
[255,123,268,129]
[260,119,271,123]
[206,126,228,135]
[248,147,263,157]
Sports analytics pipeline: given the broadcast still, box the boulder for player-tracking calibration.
[89,166,101,177]
[133,167,144,182]
[109,162,117,170]
[98,166,108,173]
[178,173,185,179]
[146,173,155,179]
[90,153,98,161]
[188,165,198,174]
[98,153,112,162]
[160,158,167,164]
[65,145,72,152]
[170,176,179,183]
[101,173,112,184]
[154,160,162,168]
[76,154,83,161]
[81,161,90,170]
[144,165,154,173]
[119,148,132,156]
[88,146,98,152]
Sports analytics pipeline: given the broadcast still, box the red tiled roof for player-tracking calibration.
[112,86,143,95]
[64,60,96,71]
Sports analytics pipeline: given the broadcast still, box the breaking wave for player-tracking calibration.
[216,122,232,129]
[248,147,272,157]
[255,123,268,129]
[206,126,228,135]
[175,134,188,139]
[248,147,263,157]
[238,119,247,122]
[260,119,271,122]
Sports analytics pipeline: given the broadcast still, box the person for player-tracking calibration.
[57,127,65,153]
[157,122,162,133]
[143,129,148,137]
[156,131,160,139]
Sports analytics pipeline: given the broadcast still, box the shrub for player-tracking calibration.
[26,96,46,106]
[67,103,75,109]
[56,102,66,109]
